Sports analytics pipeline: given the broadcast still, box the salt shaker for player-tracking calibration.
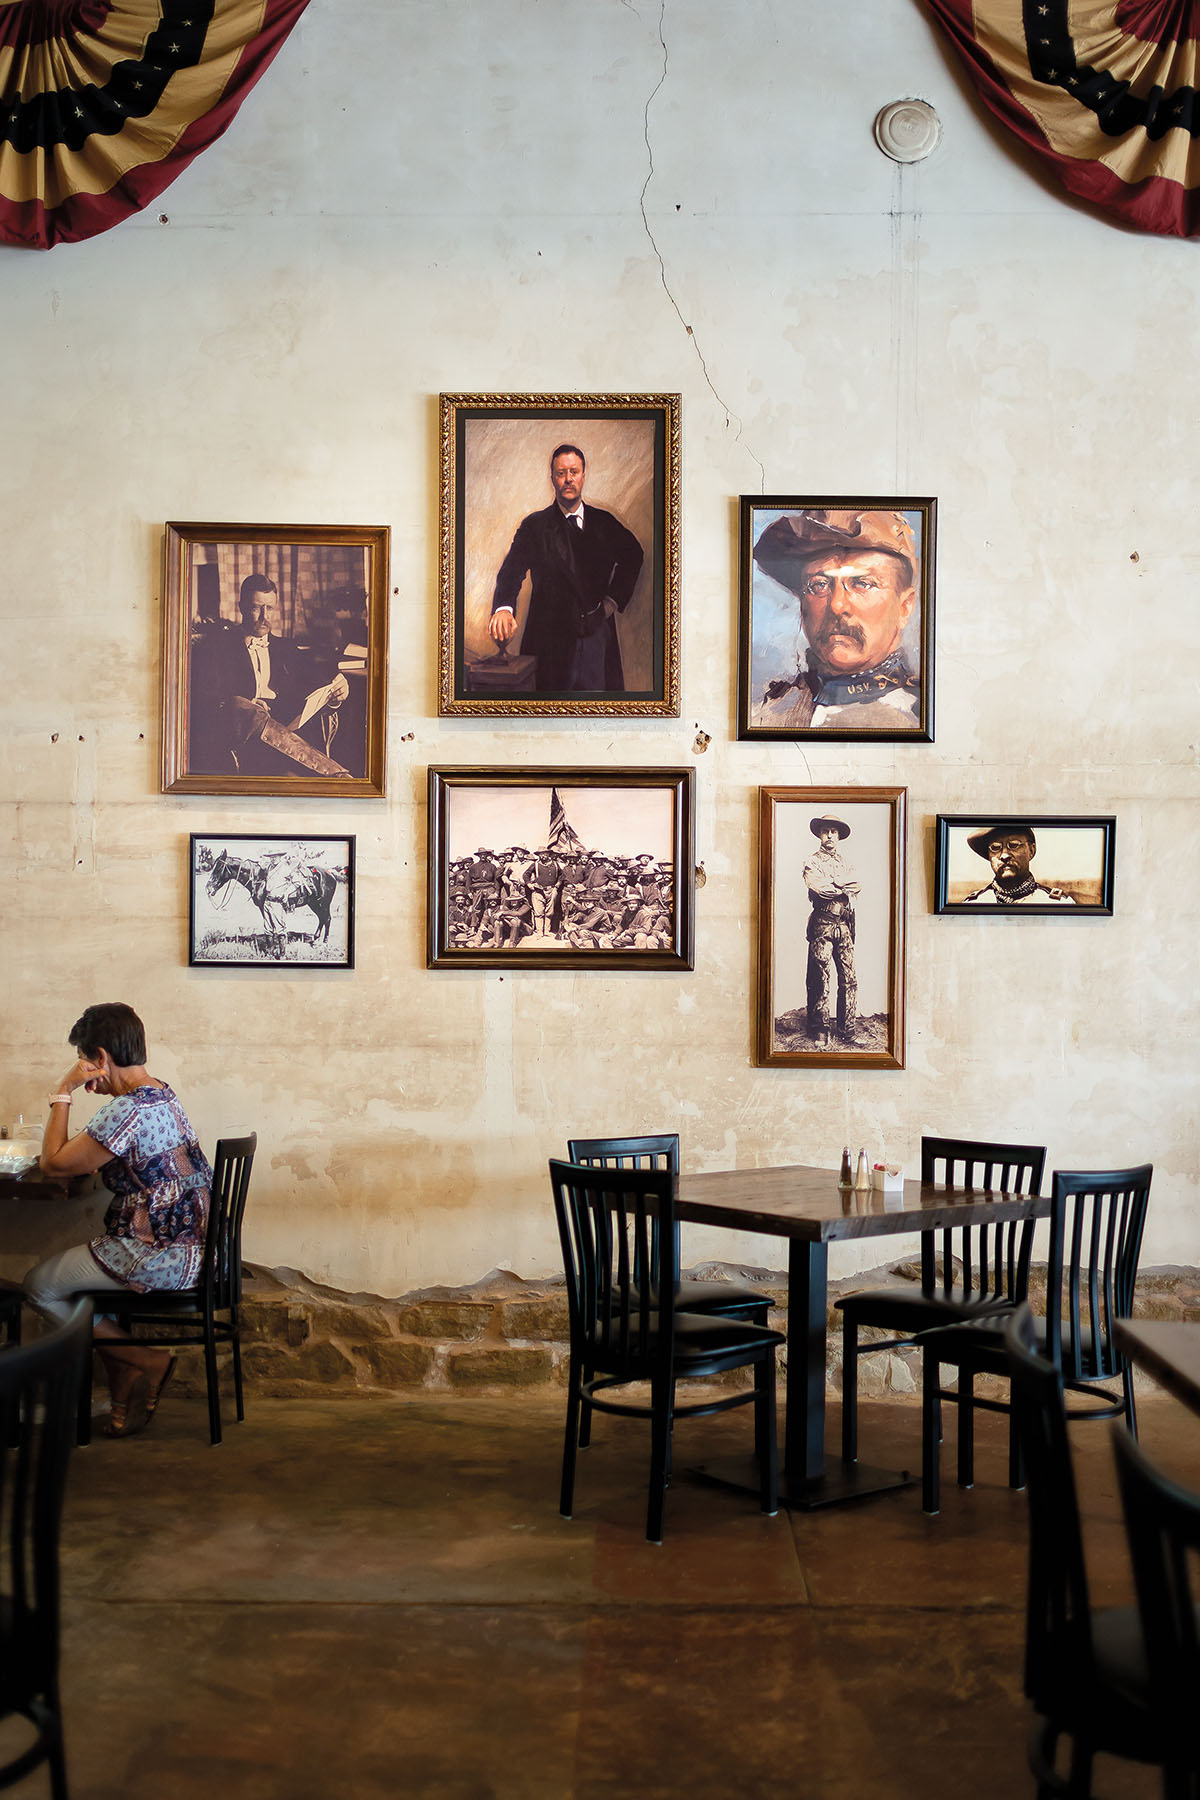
[854,1149,870,1189]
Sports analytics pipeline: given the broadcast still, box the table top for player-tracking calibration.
[1114,1319,1200,1415]
[0,1165,81,1201]
[675,1163,1050,1244]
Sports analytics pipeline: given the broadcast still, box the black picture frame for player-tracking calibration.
[933,815,1116,915]
[737,495,935,742]
[189,834,356,967]
[427,767,695,969]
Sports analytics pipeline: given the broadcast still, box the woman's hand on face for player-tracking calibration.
[56,1058,103,1096]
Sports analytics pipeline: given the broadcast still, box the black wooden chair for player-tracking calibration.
[73,1133,256,1448]
[568,1136,772,1455]
[835,1134,1046,1464]
[0,1299,92,1800]
[922,1163,1152,1514]
[1004,1304,1169,1798]
[550,1157,784,1543]
[1113,1425,1200,1799]
[0,1281,23,1350]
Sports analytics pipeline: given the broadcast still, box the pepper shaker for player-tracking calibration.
[838,1145,853,1188]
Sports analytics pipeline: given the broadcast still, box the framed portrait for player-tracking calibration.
[737,496,936,742]
[162,522,389,797]
[427,767,695,970]
[438,393,681,717]
[189,834,356,968]
[934,816,1116,915]
[757,787,907,1069]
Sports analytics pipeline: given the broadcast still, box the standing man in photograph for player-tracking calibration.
[751,509,921,730]
[803,815,860,1048]
[488,444,644,692]
[962,824,1078,905]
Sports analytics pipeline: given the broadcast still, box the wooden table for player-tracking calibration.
[1114,1319,1200,1416]
[675,1163,1050,1510]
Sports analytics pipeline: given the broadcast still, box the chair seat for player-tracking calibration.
[672,1311,785,1362]
[674,1277,770,1317]
[925,1313,1117,1376]
[836,1285,1014,1335]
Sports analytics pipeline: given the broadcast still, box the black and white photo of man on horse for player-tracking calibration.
[192,837,354,967]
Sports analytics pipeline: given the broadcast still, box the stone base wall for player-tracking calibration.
[150,1260,1200,1401]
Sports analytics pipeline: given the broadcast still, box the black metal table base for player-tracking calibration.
[689,1453,915,1511]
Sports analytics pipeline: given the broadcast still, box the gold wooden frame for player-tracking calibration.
[757,786,906,1069]
[161,521,389,797]
[438,393,681,717]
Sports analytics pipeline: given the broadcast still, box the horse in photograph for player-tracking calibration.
[206,849,343,950]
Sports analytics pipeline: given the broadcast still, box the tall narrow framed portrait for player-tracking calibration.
[757,787,907,1069]
[439,393,681,717]
[428,767,695,969]
[162,522,389,797]
[934,816,1115,915]
[189,834,355,968]
[738,496,935,741]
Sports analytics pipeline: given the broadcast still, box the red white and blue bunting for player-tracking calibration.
[0,0,308,250]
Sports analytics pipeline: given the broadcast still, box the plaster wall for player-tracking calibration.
[2,0,1196,1296]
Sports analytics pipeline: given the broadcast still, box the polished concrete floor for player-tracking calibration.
[5,1382,1199,1800]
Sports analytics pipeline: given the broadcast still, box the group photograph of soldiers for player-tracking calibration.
[444,784,677,954]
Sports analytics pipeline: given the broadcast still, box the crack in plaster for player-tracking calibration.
[636,1,765,489]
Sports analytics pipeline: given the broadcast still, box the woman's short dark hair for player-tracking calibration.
[69,1003,147,1067]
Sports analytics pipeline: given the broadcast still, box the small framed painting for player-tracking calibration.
[427,767,695,969]
[757,787,906,1069]
[190,835,356,968]
[438,393,680,716]
[738,496,935,741]
[934,816,1116,915]
[162,521,389,797]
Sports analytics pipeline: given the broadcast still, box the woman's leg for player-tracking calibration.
[25,1246,171,1408]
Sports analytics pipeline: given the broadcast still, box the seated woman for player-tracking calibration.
[26,1002,212,1438]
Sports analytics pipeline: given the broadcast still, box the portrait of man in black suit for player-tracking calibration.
[487,443,645,694]
[441,395,679,717]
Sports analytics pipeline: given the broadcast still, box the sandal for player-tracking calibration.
[145,1356,177,1421]
[105,1372,151,1439]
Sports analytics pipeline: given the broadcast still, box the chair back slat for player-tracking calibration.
[921,1136,1047,1303]
[1003,1306,1094,1707]
[551,1159,677,1384]
[0,1298,90,1767]
[203,1133,257,1310]
[1046,1167,1153,1389]
[1113,1424,1200,1780]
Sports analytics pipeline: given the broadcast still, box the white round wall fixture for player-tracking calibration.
[873,99,942,164]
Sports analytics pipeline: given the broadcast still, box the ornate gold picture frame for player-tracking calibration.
[438,394,681,717]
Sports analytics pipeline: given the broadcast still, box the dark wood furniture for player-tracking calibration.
[672,1161,1050,1509]
[836,1134,1046,1465]
[0,1298,91,1800]
[921,1164,1152,1514]
[1114,1319,1200,1416]
[72,1133,256,1447]
[1004,1305,1169,1799]
[550,1159,785,1543]
[1113,1423,1200,1799]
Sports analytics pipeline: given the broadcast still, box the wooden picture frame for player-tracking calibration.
[189,834,356,968]
[438,393,681,716]
[738,496,935,741]
[757,787,907,1069]
[162,522,389,797]
[428,767,695,969]
[934,815,1116,915]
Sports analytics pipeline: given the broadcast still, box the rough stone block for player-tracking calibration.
[398,1301,493,1341]
[495,1295,569,1340]
[352,1339,438,1387]
[241,1339,358,1387]
[447,1346,553,1389]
